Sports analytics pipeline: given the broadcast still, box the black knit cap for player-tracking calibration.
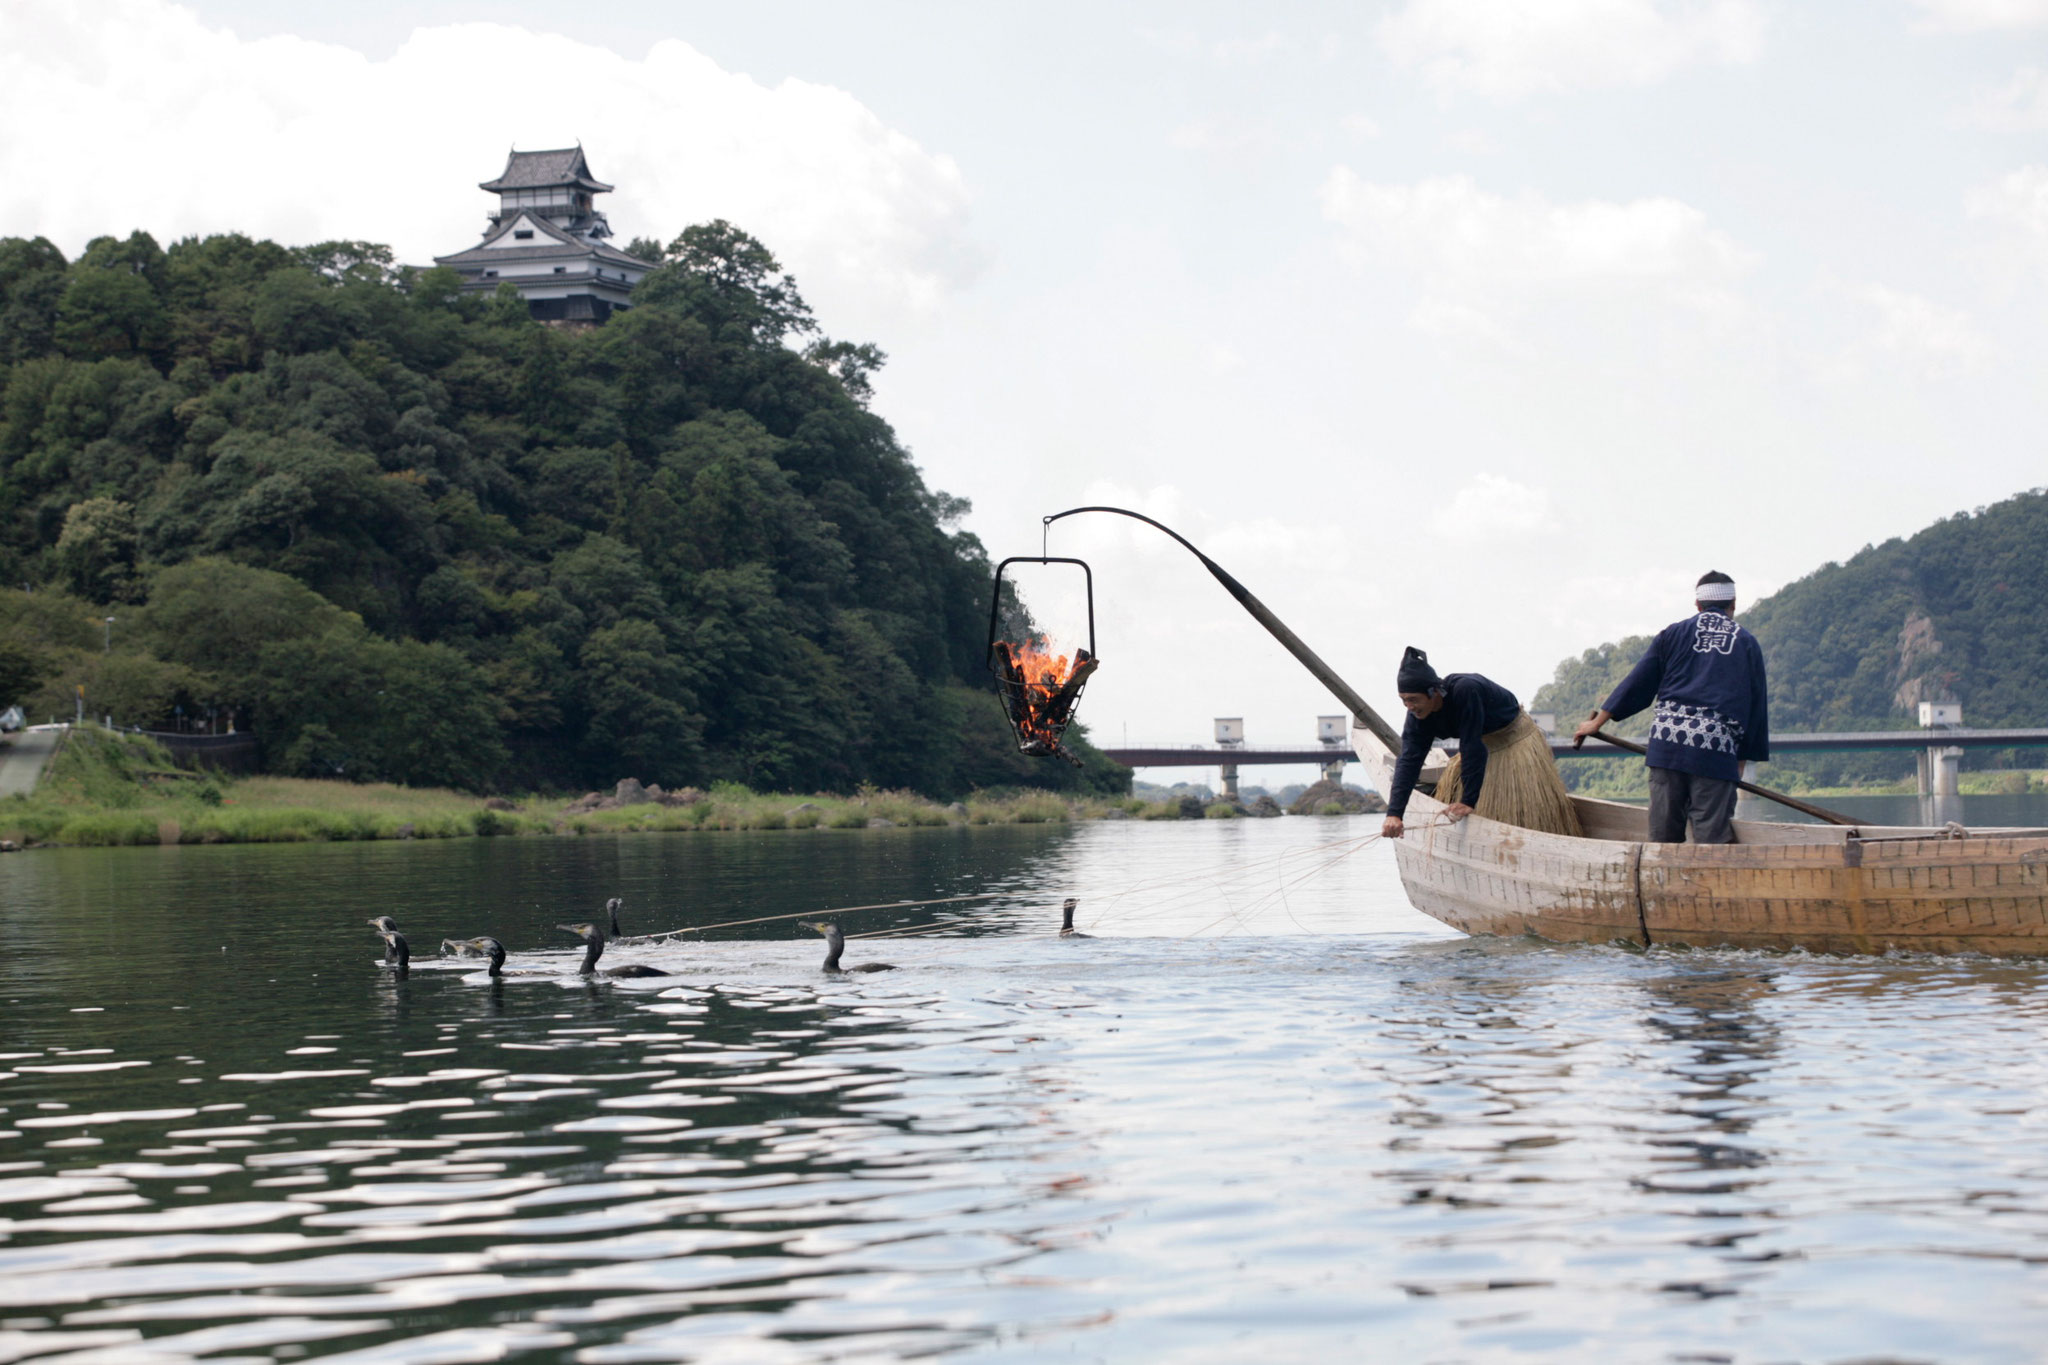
[1396,646,1440,693]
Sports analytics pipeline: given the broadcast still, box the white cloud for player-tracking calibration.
[1319,170,1755,333]
[1427,474,1558,538]
[1408,297,1517,346]
[1908,0,2048,31]
[1848,283,1990,373]
[1167,118,1274,153]
[1965,164,2048,271]
[1965,66,2048,129]
[0,0,981,329]
[1377,0,1765,100]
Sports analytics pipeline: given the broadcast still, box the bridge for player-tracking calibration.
[1103,724,2048,800]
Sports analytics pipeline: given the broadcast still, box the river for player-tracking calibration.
[4,803,2048,1361]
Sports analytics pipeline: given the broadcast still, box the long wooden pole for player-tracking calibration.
[1041,507,1404,755]
[1583,728,1861,827]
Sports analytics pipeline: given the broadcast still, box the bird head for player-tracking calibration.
[557,922,601,943]
[801,920,837,938]
[368,916,398,934]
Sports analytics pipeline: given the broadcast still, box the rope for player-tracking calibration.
[624,825,1397,947]
[634,892,1010,939]
[1180,834,1379,938]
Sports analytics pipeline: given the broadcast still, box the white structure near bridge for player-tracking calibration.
[435,146,651,324]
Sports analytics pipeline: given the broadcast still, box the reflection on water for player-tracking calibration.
[4,818,2048,1360]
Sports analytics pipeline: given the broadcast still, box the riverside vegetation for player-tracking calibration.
[1533,488,2048,797]
[0,224,1125,801]
[0,727,1283,848]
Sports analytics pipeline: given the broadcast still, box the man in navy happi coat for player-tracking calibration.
[1571,571,1769,844]
[1380,646,1522,839]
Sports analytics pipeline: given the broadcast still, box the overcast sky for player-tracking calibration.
[5,0,2046,786]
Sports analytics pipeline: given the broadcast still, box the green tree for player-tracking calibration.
[53,497,142,602]
[54,267,168,359]
[644,219,817,343]
[0,236,69,365]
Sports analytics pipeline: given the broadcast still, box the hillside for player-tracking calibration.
[1532,488,2048,790]
[0,226,1124,797]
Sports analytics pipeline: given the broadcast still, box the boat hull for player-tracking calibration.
[1358,724,2048,956]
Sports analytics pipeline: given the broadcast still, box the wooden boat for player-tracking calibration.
[1357,723,2048,956]
[1023,504,2048,959]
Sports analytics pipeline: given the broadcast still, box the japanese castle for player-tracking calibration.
[434,146,651,324]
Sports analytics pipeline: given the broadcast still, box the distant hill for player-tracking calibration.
[1533,488,2048,790]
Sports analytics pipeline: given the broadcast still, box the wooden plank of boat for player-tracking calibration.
[1353,722,2048,957]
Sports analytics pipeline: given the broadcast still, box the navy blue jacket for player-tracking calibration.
[1600,612,1769,782]
[1387,673,1521,818]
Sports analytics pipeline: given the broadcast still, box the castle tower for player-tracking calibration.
[434,146,652,324]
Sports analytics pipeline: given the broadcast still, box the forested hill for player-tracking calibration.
[1532,488,2048,763]
[0,225,1123,797]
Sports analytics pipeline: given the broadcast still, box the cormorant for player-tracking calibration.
[557,922,671,977]
[802,920,895,973]
[373,925,410,974]
[445,936,510,977]
[1059,898,1091,938]
[368,916,402,964]
[606,897,623,938]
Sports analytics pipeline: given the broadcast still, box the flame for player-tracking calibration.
[994,636,1097,756]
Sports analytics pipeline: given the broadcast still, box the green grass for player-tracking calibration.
[0,728,1252,849]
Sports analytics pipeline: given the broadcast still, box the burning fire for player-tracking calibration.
[991,637,1098,759]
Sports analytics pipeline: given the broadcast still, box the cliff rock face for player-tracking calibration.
[1892,612,1955,711]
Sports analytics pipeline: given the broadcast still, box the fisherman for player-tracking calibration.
[1381,647,1582,840]
[1571,571,1769,844]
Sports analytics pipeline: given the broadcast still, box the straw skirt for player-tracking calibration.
[1434,710,1584,838]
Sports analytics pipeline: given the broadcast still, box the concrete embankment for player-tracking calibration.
[0,729,59,799]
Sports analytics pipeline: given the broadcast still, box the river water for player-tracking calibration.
[4,806,2048,1362]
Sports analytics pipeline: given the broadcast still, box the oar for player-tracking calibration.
[1582,728,1860,827]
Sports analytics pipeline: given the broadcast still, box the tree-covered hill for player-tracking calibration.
[1532,489,2048,788]
[0,224,1125,797]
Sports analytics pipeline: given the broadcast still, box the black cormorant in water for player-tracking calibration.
[606,897,623,938]
[557,922,672,977]
[368,916,402,963]
[802,920,895,973]
[444,936,510,977]
[1059,898,1090,938]
[371,923,409,974]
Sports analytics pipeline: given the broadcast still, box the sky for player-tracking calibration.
[4,0,2046,788]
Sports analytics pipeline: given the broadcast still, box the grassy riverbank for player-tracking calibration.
[0,728,1217,848]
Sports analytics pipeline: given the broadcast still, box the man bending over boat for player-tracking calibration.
[1571,572,1769,844]
[1381,647,1583,840]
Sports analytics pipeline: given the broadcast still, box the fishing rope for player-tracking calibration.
[632,893,1011,939]
[857,830,1384,943]
[1180,835,1379,938]
[616,824,1398,949]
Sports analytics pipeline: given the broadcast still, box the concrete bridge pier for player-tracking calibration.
[1915,745,1963,799]
[1918,744,1965,827]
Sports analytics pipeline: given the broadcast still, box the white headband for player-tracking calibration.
[1696,580,1736,602]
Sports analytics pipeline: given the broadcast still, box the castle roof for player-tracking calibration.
[433,207,650,271]
[479,146,614,194]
